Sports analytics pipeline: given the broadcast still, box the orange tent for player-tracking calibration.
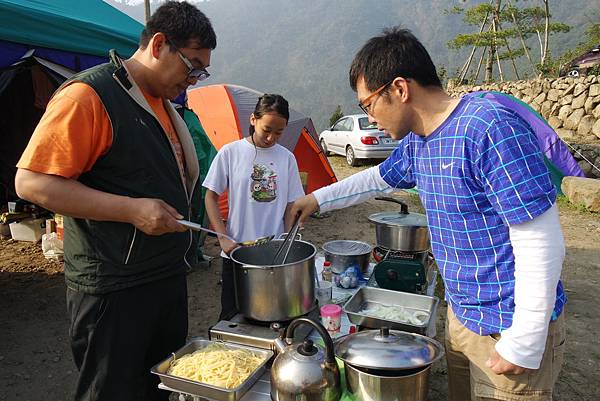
[187,84,337,220]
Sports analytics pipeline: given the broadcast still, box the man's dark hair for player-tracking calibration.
[349,27,441,92]
[140,1,217,50]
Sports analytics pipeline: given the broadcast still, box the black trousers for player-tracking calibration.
[67,274,188,401]
[219,257,238,320]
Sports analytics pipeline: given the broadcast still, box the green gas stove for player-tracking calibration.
[367,246,434,295]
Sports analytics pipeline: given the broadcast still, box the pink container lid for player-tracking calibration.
[320,304,342,318]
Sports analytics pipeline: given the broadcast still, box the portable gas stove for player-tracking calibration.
[368,246,436,295]
[209,307,319,355]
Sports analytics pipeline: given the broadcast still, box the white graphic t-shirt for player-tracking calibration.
[203,138,305,246]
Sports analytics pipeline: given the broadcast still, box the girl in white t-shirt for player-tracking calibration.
[203,94,305,319]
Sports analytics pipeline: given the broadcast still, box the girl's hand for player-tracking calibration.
[219,237,238,255]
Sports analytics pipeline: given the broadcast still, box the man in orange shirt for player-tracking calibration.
[15,2,216,400]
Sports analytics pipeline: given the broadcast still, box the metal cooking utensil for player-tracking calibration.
[177,220,273,247]
[238,235,275,247]
[271,215,301,265]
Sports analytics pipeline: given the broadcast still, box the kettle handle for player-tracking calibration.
[285,317,336,364]
[374,196,409,214]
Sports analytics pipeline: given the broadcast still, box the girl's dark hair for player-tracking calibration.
[248,94,290,136]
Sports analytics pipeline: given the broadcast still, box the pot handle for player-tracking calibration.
[285,317,336,364]
[278,232,302,240]
[374,197,408,214]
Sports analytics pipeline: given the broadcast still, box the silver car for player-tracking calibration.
[319,114,400,166]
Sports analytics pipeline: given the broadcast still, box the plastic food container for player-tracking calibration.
[320,304,342,335]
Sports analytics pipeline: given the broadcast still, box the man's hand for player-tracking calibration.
[290,194,319,224]
[486,349,532,375]
[219,237,238,255]
[127,198,187,235]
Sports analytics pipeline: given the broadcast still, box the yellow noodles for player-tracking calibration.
[167,344,265,389]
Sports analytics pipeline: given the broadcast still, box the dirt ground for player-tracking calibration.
[1,155,599,401]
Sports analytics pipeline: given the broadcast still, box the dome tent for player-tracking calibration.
[187,84,337,220]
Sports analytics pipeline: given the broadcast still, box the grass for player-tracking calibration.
[556,194,596,214]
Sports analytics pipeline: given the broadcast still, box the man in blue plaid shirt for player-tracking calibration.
[292,27,566,401]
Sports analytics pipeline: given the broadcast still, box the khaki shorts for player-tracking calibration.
[445,307,566,401]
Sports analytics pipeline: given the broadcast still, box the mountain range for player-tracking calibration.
[106,0,600,131]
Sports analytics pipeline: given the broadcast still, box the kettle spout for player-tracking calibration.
[274,337,288,354]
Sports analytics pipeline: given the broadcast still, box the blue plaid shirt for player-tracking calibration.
[379,97,565,335]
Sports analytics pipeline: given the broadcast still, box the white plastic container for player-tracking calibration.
[9,218,46,242]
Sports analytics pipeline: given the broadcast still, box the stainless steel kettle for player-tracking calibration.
[270,317,341,401]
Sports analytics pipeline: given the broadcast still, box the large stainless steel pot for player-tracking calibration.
[368,197,429,252]
[334,327,443,401]
[344,363,430,401]
[230,239,316,322]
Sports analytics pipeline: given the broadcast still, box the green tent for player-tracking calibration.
[182,108,219,225]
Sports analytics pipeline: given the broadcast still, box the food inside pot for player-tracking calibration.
[167,344,266,389]
[359,303,430,325]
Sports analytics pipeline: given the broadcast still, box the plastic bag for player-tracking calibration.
[334,265,361,289]
[42,233,64,261]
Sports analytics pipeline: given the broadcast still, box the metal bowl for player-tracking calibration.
[322,240,372,274]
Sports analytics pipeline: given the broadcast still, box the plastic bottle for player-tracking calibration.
[321,260,333,282]
[320,304,342,335]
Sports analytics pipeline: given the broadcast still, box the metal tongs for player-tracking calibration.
[177,220,273,246]
[271,214,301,265]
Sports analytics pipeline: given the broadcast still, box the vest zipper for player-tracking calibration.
[163,133,195,269]
[124,228,137,265]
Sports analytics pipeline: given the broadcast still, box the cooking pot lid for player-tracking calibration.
[322,240,372,256]
[368,211,428,227]
[334,327,443,370]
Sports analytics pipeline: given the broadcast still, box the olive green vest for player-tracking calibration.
[62,52,201,294]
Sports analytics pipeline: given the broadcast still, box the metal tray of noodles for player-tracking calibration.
[151,339,273,401]
[343,286,438,335]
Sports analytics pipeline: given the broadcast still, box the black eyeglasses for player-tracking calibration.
[358,79,394,115]
[172,45,210,81]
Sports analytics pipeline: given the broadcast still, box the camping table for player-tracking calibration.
[158,256,438,400]
[158,371,271,401]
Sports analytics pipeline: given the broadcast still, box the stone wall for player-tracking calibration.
[568,144,600,178]
[447,75,600,178]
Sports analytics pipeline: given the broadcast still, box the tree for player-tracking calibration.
[448,2,515,83]
[504,1,570,76]
[329,105,344,127]
[447,0,570,82]
[549,21,600,76]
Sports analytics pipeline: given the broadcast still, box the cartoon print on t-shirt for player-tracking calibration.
[250,163,277,202]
